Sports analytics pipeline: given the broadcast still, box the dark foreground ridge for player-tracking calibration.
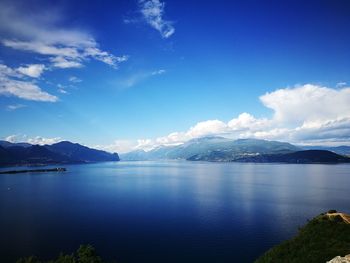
[255,210,350,263]
[188,149,350,163]
[0,167,66,174]
[232,150,350,164]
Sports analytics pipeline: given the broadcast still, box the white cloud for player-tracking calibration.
[102,84,350,153]
[139,0,175,38]
[6,104,26,111]
[3,134,62,145]
[4,135,18,143]
[3,40,81,58]
[27,136,62,145]
[0,2,128,69]
[228,112,270,131]
[260,84,350,125]
[0,63,58,102]
[17,64,45,78]
[83,47,129,68]
[50,56,83,69]
[0,1,128,102]
[0,64,22,78]
[96,140,139,153]
[186,120,228,138]
[0,78,58,102]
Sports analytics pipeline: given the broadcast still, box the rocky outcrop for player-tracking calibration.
[327,255,350,263]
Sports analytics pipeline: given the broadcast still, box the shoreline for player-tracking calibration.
[0,167,67,174]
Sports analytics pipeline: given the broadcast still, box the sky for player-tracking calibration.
[1,0,350,153]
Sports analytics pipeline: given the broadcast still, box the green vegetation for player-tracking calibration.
[255,211,350,263]
[16,245,105,263]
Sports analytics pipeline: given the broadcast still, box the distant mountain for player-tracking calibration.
[0,140,31,148]
[121,137,300,161]
[119,149,148,161]
[121,137,350,164]
[302,145,350,156]
[0,141,119,166]
[186,138,301,162]
[0,145,71,166]
[228,150,350,164]
[46,141,120,163]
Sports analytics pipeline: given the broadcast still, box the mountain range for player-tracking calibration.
[120,137,350,163]
[1,137,349,166]
[0,141,119,166]
[121,137,299,160]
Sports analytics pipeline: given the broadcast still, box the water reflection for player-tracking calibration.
[0,161,349,262]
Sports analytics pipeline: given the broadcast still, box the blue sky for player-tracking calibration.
[1,0,350,152]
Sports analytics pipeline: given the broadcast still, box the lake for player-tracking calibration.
[0,161,349,262]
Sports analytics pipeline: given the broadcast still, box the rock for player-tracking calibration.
[327,255,350,263]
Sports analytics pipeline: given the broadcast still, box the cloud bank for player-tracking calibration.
[4,134,62,145]
[101,84,350,153]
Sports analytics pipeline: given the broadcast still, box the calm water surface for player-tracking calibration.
[0,161,349,262]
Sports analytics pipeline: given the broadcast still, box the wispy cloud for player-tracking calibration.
[151,69,166,75]
[0,1,128,69]
[6,104,26,111]
[56,83,69,94]
[139,0,175,38]
[118,69,166,88]
[0,1,128,102]
[0,64,58,102]
[68,76,82,83]
[49,55,83,69]
[58,88,68,94]
[101,84,350,152]
[0,78,58,102]
[2,38,127,70]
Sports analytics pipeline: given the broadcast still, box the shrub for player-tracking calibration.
[16,245,105,263]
